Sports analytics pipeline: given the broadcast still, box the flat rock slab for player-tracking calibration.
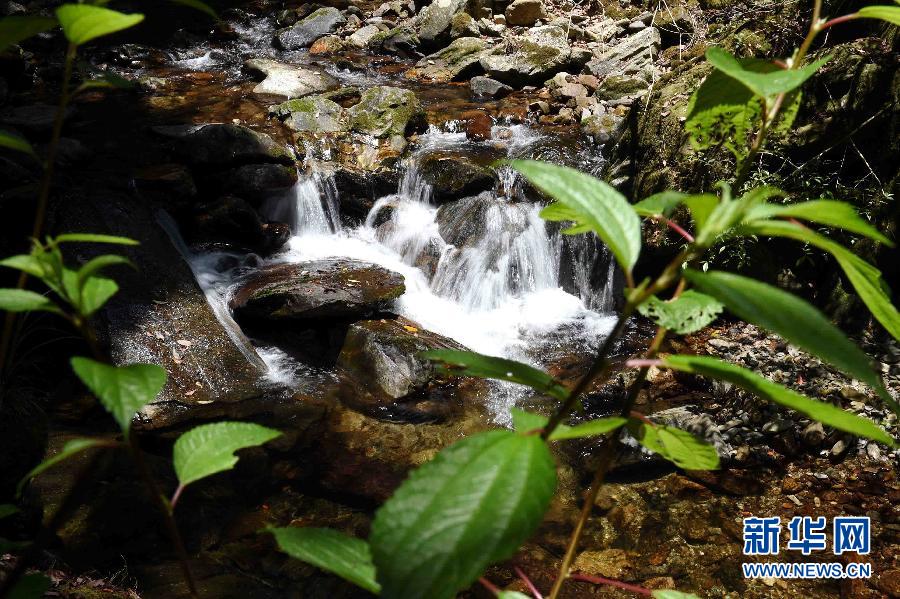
[244,58,339,100]
[152,123,293,167]
[230,259,406,321]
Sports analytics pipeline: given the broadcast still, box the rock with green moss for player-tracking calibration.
[230,259,406,321]
[450,12,480,39]
[275,7,346,50]
[270,96,348,133]
[347,86,425,138]
[479,25,590,86]
[406,37,492,82]
[367,26,421,57]
[416,0,469,47]
[418,152,494,202]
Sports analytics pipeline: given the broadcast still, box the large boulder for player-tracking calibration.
[406,37,491,82]
[337,316,467,399]
[192,195,290,254]
[151,123,293,167]
[586,27,660,83]
[479,25,591,86]
[230,259,406,321]
[269,96,348,133]
[504,0,547,26]
[348,24,381,48]
[418,152,494,202]
[367,26,421,58]
[244,58,339,100]
[347,86,426,138]
[275,7,346,50]
[220,163,298,204]
[416,0,469,47]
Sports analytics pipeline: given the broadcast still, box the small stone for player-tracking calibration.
[470,76,513,99]
[504,0,547,26]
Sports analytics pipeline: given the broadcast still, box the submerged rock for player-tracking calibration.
[418,152,494,202]
[152,123,294,167]
[337,316,467,399]
[479,25,590,86]
[406,37,491,82]
[275,7,346,50]
[230,259,406,321]
[347,86,425,138]
[244,58,339,100]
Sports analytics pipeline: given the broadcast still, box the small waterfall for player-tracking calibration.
[264,172,341,236]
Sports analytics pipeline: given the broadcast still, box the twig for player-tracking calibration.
[569,572,652,596]
[514,566,544,599]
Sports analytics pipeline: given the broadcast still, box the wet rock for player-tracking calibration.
[406,37,491,82]
[436,191,528,248]
[230,259,406,321]
[504,0,547,26]
[416,0,469,47]
[152,123,294,167]
[470,75,513,98]
[221,163,298,204]
[337,316,467,399]
[51,193,269,431]
[331,167,399,222]
[418,152,494,202]
[0,103,72,133]
[479,25,590,86]
[132,163,197,208]
[347,86,425,138]
[349,24,381,47]
[192,195,288,254]
[270,95,347,133]
[244,58,339,100]
[587,26,660,87]
[275,7,346,50]
[449,12,480,39]
[462,109,493,140]
[367,26,421,57]
[309,34,346,55]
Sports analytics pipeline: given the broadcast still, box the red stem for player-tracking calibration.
[653,215,695,243]
[479,577,501,595]
[569,573,652,596]
[821,13,858,31]
[515,566,544,599]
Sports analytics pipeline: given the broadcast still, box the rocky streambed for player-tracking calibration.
[0,0,898,596]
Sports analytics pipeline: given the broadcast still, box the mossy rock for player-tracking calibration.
[270,95,347,133]
[347,86,426,138]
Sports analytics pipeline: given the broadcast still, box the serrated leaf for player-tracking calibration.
[174,422,281,488]
[663,355,895,446]
[56,4,144,46]
[168,0,218,19]
[636,422,720,470]
[637,290,724,334]
[423,349,569,401]
[0,15,57,53]
[857,5,900,25]
[653,591,702,599]
[508,160,641,273]
[741,220,900,346]
[78,276,118,316]
[70,357,166,435]
[511,408,626,440]
[0,129,37,157]
[268,527,380,594]
[706,47,831,99]
[54,233,138,245]
[685,269,889,402]
[747,200,893,246]
[8,573,51,599]
[370,430,556,599]
[17,438,109,496]
[0,289,63,315]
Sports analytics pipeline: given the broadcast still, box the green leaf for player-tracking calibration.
[0,504,18,519]
[637,290,724,334]
[0,289,63,315]
[511,408,626,440]
[173,422,281,488]
[54,233,138,245]
[634,191,688,217]
[683,194,719,231]
[77,254,133,288]
[268,527,380,594]
[56,4,144,46]
[635,422,720,470]
[74,71,135,94]
[498,593,532,599]
[662,355,895,446]
[706,47,831,99]
[0,15,57,53]
[70,357,166,435]
[740,220,900,345]
[652,591,702,599]
[8,573,51,599]
[77,275,118,316]
[747,200,893,246]
[370,430,557,599]
[168,0,218,19]
[0,129,36,157]
[508,160,641,273]
[685,269,889,401]
[17,438,109,496]
[0,255,45,278]
[423,349,569,401]
[857,5,900,25]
